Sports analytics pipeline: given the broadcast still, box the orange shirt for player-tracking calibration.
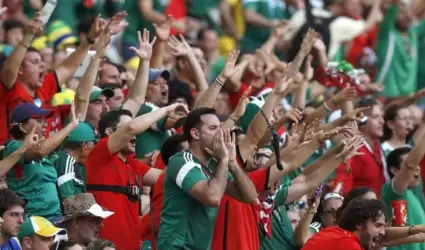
[86,137,151,250]
[0,72,60,143]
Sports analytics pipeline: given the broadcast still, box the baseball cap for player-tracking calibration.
[62,193,114,222]
[18,216,66,240]
[10,103,53,124]
[149,69,170,82]
[89,86,115,102]
[65,122,97,143]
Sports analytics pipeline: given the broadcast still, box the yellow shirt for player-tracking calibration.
[226,0,245,36]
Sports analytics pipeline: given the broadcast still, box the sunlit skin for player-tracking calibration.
[390,154,421,188]
[358,213,386,250]
[1,205,25,238]
[387,108,413,139]
[360,105,385,140]
[146,76,169,107]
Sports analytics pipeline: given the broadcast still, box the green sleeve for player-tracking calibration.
[381,181,405,217]
[243,0,259,10]
[416,19,425,41]
[138,104,167,131]
[274,182,291,207]
[379,4,398,37]
[52,153,76,200]
[166,153,208,193]
[3,141,24,165]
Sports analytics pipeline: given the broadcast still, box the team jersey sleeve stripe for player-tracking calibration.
[176,161,201,188]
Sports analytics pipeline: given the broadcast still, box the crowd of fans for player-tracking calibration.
[0,0,425,249]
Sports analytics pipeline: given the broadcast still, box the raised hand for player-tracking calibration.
[342,106,371,124]
[87,15,107,42]
[27,12,44,35]
[336,135,365,161]
[330,86,357,106]
[300,29,317,56]
[218,50,241,81]
[168,35,191,57]
[166,103,190,115]
[272,21,288,38]
[273,64,293,95]
[69,102,80,129]
[204,129,229,162]
[232,86,252,117]
[304,55,314,81]
[23,123,42,150]
[129,29,157,60]
[281,108,303,124]
[223,129,236,163]
[153,15,174,41]
[108,11,128,35]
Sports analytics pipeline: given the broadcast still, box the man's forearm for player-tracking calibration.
[1,34,34,88]
[193,78,225,109]
[228,161,257,202]
[244,9,274,28]
[54,41,91,85]
[123,59,150,117]
[0,146,27,176]
[151,40,165,68]
[206,160,229,203]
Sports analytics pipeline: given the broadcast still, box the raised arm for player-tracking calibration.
[392,132,425,193]
[1,13,43,89]
[74,28,111,121]
[122,29,157,116]
[194,50,241,109]
[168,35,208,94]
[107,103,188,154]
[221,86,250,130]
[151,15,173,68]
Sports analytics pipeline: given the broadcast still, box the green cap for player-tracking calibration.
[65,122,97,143]
[18,216,66,240]
[89,86,114,102]
[239,97,265,133]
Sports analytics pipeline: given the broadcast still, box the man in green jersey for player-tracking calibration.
[51,122,97,200]
[375,0,425,97]
[381,135,425,250]
[135,69,186,159]
[157,107,258,250]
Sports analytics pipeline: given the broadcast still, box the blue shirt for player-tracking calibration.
[0,238,21,250]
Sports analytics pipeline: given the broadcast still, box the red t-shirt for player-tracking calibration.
[0,72,60,144]
[164,0,186,35]
[211,169,269,250]
[348,144,386,198]
[302,226,362,250]
[86,137,151,250]
[227,82,274,110]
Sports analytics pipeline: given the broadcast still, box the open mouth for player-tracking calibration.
[414,173,420,179]
[161,90,168,98]
[372,236,380,248]
[39,72,45,81]
[129,138,136,146]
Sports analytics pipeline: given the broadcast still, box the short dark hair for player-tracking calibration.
[197,28,214,41]
[9,123,27,140]
[3,19,25,33]
[86,239,116,250]
[183,108,216,142]
[0,189,25,217]
[356,97,378,109]
[337,198,386,232]
[383,104,407,141]
[77,16,96,35]
[160,134,187,165]
[99,83,122,90]
[98,109,133,138]
[387,146,412,179]
[337,187,375,220]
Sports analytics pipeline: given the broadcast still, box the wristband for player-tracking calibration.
[215,77,225,86]
[20,42,30,49]
[229,116,238,122]
[408,225,415,235]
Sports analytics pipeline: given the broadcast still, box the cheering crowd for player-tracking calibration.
[0,0,425,249]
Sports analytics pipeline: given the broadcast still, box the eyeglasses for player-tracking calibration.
[323,209,337,217]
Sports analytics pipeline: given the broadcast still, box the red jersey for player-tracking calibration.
[349,143,387,198]
[164,0,186,35]
[0,72,60,143]
[86,138,151,250]
[227,82,274,110]
[302,226,362,250]
[211,169,269,250]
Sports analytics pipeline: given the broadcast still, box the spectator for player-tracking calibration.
[85,87,115,131]
[302,198,386,250]
[18,216,66,250]
[3,103,79,221]
[60,193,114,246]
[50,122,98,200]
[98,84,124,111]
[310,192,344,234]
[97,61,122,86]
[0,188,24,250]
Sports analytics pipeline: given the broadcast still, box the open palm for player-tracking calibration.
[130,29,157,60]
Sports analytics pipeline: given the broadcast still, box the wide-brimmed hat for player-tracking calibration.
[62,193,114,222]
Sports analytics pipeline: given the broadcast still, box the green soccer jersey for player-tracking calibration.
[375,4,425,97]
[4,140,62,220]
[50,150,86,200]
[135,102,169,159]
[122,0,170,45]
[241,0,289,52]
[260,182,299,250]
[381,181,425,250]
[157,150,231,250]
